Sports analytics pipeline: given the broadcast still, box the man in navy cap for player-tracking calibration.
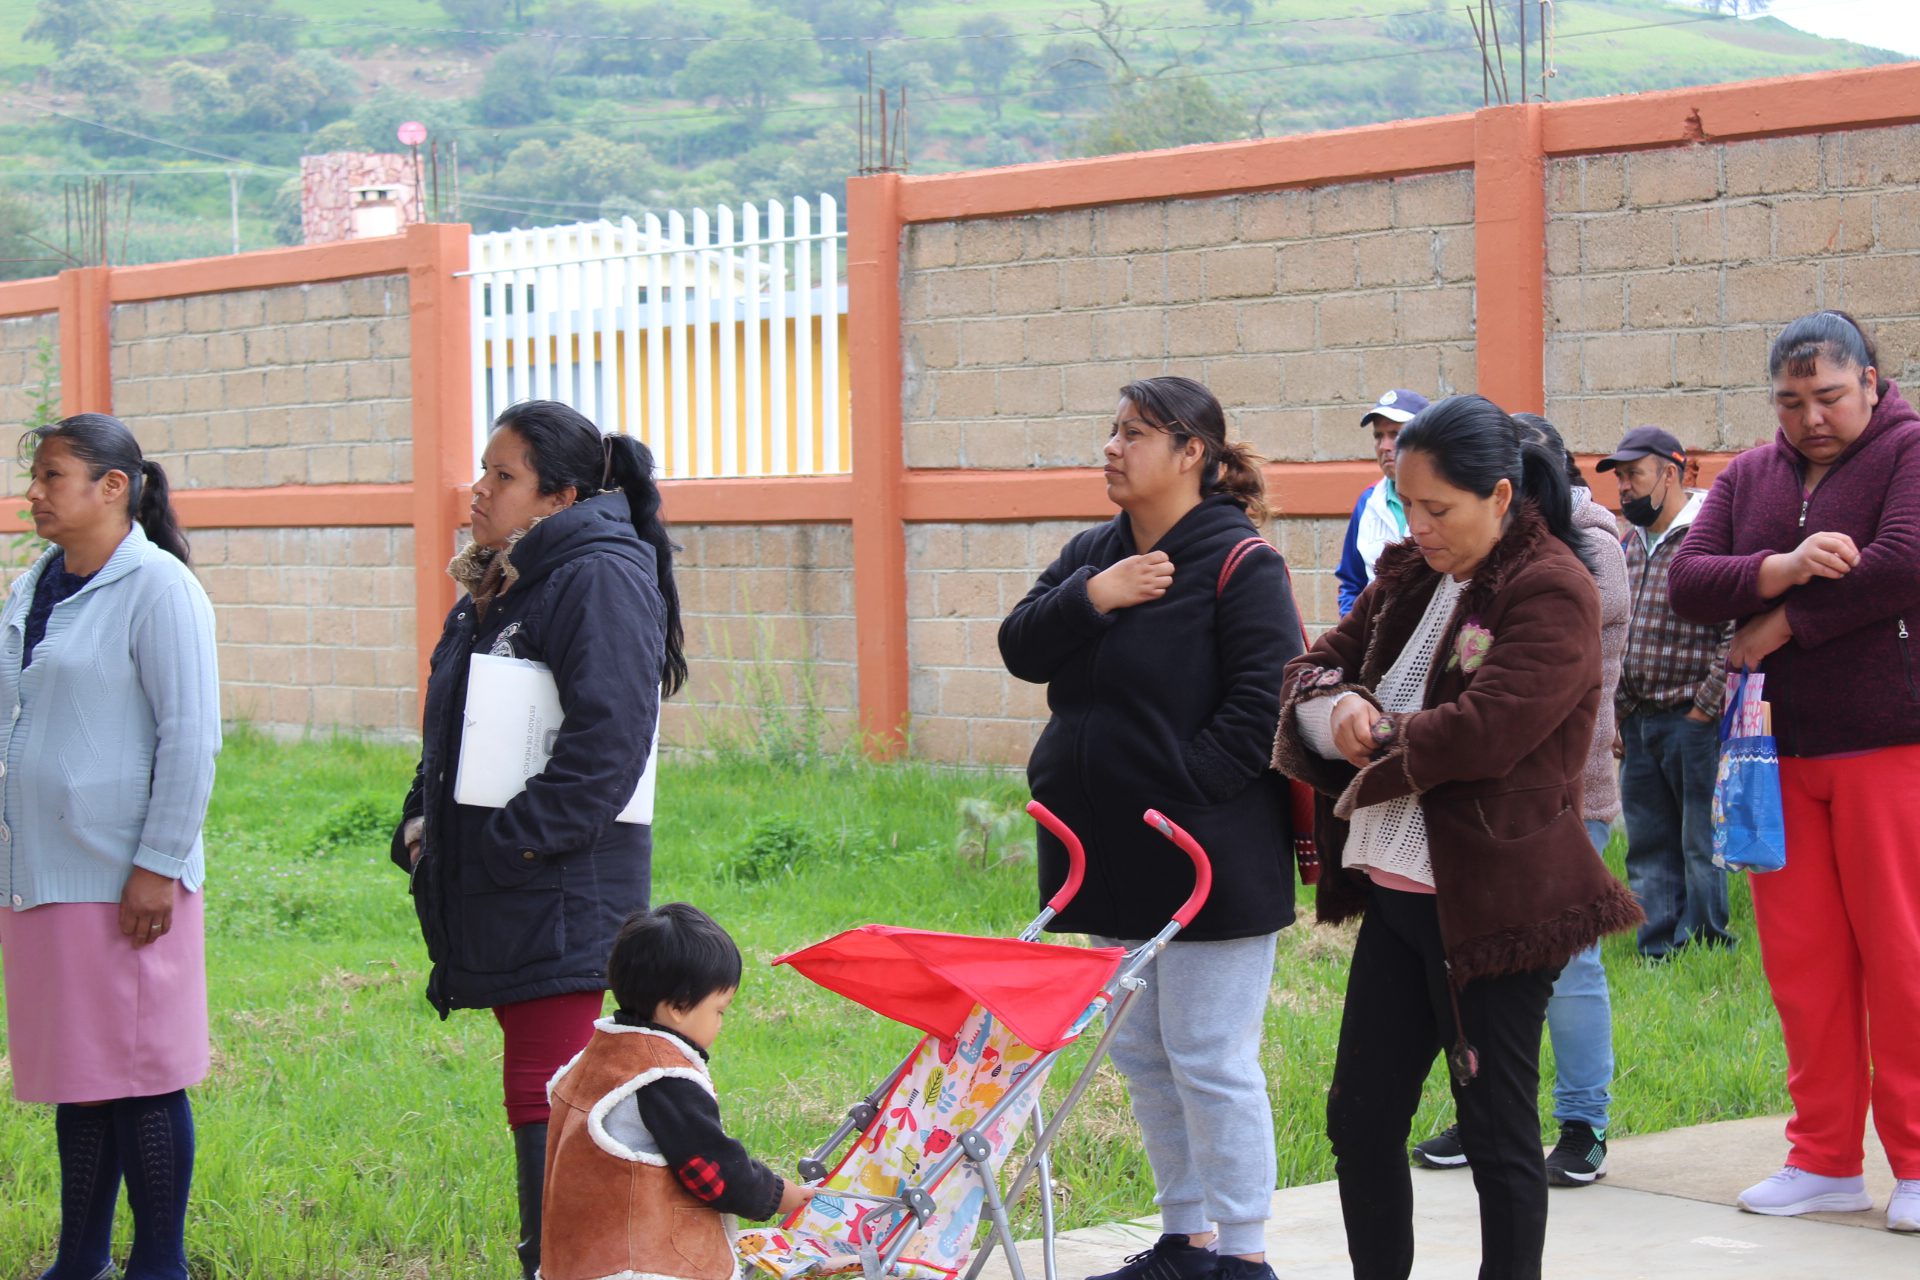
[1334,388,1431,616]
[1599,425,1735,960]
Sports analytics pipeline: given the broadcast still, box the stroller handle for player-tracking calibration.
[1026,800,1088,913]
[1143,809,1214,928]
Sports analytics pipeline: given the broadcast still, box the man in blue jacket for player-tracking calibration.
[1335,388,1430,616]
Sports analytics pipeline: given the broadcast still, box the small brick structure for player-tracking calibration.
[300,152,424,246]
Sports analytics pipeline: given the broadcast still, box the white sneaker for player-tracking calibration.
[1736,1167,1872,1216]
[1890,1179,1920,1232]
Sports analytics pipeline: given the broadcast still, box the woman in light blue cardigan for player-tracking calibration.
[0,413,219,1280]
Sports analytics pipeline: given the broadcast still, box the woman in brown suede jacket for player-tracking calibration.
[1272,395,1641,1280]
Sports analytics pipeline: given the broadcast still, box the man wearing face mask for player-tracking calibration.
[1598,426,1735,960]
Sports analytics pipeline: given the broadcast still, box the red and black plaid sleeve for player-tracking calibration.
[636,1076,785,1221]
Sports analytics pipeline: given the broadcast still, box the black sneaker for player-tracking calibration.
[1411,1123,1469,1169]
[1544,1121,1608,1186]
[1086,1235,1217,1280]
[1213,1256,1276,1280]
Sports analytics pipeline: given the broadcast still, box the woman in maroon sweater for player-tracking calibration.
[1668,311,1920,1233]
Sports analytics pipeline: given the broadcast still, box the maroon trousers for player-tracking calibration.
[493,991,606,1130]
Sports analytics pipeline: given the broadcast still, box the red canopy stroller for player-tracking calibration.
[736,804,1214,1280]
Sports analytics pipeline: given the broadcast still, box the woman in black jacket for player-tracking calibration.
[392,399,686,1279]
[999,376,1303,1280]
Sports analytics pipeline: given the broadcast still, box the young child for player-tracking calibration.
[541,902,815,1280]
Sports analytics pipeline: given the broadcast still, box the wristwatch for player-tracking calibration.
[1369,714,1398,748]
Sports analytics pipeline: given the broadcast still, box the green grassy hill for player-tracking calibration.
[0,0,1904,270]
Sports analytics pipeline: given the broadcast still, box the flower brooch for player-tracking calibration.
[1298,666,1345,692]
[1446,620,1494,674]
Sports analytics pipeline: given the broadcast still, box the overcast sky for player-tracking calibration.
[1755,0,1920,57]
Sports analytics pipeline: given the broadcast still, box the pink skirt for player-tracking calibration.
[0,885,209,1103]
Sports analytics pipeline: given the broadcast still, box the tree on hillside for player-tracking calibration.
[213,0,300,54]
[23,0,125,53]
[1698,1,1772,13]
[476,133,664,230]
[674,15,821,133]
[1074,77,1251,156]
[755,0,901,86]
[441,0,541,27]
[164,63,241,123]
[1202,0,1257,28]
[51,41,138,100]
[478,42,557,125]
[1035,38,1110,117]
[0,196,62,282]
[957,15,1020,118]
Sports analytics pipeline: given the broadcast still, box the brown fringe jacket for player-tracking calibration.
[1271,503,1643,982]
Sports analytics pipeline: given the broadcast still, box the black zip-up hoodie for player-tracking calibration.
[999,495,1304,941]
[394,492,664,1015]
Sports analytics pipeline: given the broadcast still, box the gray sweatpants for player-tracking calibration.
[1096,932,1280,1257]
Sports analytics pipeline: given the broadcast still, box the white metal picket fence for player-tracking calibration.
[465,198,849,480]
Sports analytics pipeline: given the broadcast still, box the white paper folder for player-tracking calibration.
[454,653,658,825]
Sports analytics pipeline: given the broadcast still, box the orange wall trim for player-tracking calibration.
[847,174,911,756]
[1540,60,1920,158]
[1474,104,1548,416]
[405,224,473,704]
[897,115,1477,223]
[108,235,416,303]
[58,266,113,418]
[0,484,413,535]
[0,277,60,319]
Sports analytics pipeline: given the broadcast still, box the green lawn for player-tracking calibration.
[0,731,1786,1278]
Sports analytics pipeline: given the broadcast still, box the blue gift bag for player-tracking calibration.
[1711,669,1787,873]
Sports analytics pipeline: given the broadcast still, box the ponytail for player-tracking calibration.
[20,413,190,564]
[1517,430,1594,575]
[1118,375,1270,524]
[603,433,688,698]
[136,458,191,564]
[491,399,688,697]
[1211,438,1271,525]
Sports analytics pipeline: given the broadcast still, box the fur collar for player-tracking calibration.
[446,515,549,614]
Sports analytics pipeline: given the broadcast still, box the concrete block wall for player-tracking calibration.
[110,278,413,489]
[901,172,1477,472]
[1545,123,1920,458]
[193,527,418,735]
[0,314,59,432]
[663,522,858,753]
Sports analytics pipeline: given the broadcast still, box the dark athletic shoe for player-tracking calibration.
[1086,1235,1218,1280]
[1411,1123,1469,1169]
[1213,1256,1277,1280]
[1545,1121,1609,1186]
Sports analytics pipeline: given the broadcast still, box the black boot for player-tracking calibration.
[513,1123,549,1280]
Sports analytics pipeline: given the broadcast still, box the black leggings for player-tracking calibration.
[1326,885,1559,1280]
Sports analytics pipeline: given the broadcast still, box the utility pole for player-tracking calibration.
[228,171,242,254]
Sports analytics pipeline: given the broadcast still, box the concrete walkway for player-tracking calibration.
[977,1118,1916,1280]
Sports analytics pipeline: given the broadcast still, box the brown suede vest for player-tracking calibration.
[541,1024,734,1280]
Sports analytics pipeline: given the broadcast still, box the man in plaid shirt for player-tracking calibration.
[1599,426,1736,960]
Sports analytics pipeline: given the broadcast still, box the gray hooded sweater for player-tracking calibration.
[1571,488,1628,823]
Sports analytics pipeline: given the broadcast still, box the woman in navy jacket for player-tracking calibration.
[1000,377,1303,1280]
[393,400,686,1279]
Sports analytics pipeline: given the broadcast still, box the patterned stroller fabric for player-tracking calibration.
[737,1001,1092,1280]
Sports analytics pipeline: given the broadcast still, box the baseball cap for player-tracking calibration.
[1361,389,1430,426]
[1596,425,1686,473]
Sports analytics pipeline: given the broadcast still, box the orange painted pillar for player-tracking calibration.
[845,175,910,758]
[1473,103,1547,415]
[57,266,114,417]
[405,223,474,709]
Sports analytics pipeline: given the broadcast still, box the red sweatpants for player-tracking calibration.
[1751,744,1920,1180]
[493,991,605,1130]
